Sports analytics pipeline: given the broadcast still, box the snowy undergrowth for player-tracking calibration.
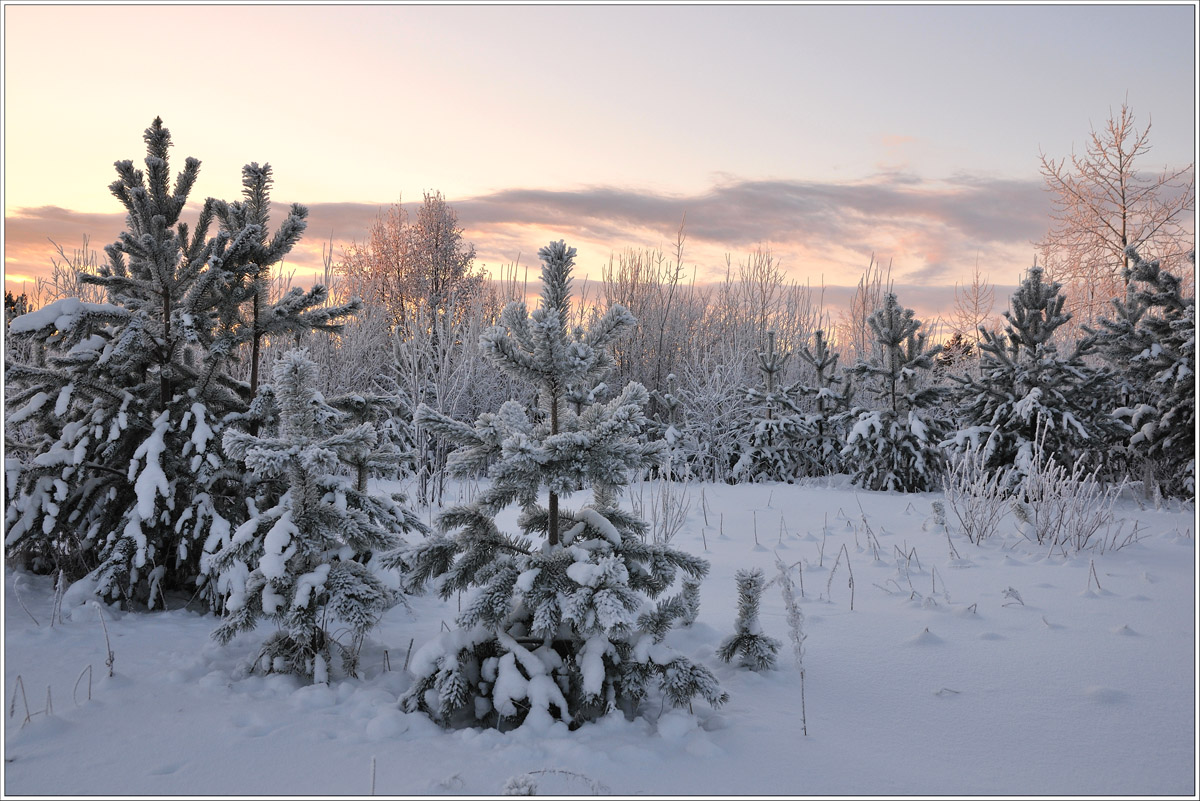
[4,480,1195,796]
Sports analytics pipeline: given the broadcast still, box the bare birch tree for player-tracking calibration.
[1037,102,1194,326]
[951,257,995,348]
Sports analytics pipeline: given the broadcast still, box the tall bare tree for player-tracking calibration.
[1037,102,1194,326]
[951,257,995,348]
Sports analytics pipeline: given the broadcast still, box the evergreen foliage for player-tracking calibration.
[733,332,816,482]
[1092,247,1195,497]
[841,294,947,492]
[400,241,726,730]
[3,118,358,607]
[795,329,853,475]
[679,576,702,627]
[945,266,1124,482]
[210,162,362,401]
[716,568,780,671]
[649,373,697,480]
[207,349,425,681]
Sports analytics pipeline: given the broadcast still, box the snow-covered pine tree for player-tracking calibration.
[400,240,726,730]
[716,568,780,671]
[4,118,358,608]
[795,328,853,476]
[650,373,698,480]
[1092,247,1195,498]
[841,293,947,492]
[210,162,362,421]
[733,332,816,483]
[945,265,1124,483]
[327,385,416,490]
[208,349,426,681]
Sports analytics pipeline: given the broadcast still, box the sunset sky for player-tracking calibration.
[3,3,1196,321]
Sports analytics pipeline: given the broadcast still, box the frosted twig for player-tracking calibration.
[51,570,66,627]
[73,665,93,705]
[9,675,31,724]
[91,602,115,677]
[511,769,610,795]
[826,543,854,610]
[773,555,807,736]
[14,575,39,627]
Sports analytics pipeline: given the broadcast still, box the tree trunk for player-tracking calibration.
[548,390,560,546]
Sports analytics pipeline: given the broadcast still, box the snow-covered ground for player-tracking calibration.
[3,479,1196,796]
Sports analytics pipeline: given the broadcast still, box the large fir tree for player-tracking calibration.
[1092,247,1195,498]
[945,265,1124,481]
[401,241,726,730]
[4,118,356,606]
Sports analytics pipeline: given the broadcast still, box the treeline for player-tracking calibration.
[4,117,1195,613]
[1,119,1192,727]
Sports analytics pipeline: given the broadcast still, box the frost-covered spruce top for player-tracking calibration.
[404,241,722,728]
[947,265,1123,472]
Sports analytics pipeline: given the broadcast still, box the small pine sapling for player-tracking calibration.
[400,241,726,730]
[716,568,781,671]
[842,294,948,492]
[208,349,425,681]
[795,328,854,476]
[733,332,815,483]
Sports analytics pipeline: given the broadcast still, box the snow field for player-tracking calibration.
[4,479,1196,796]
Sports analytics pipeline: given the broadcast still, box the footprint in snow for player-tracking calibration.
[148,763,182,776]
[1083,686,1128,704]
[977,632,1005,641]
[906,627,944,646]
[231,711,281,737]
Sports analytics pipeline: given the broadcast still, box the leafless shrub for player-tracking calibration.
[630,478,691,545]
[942,443,1011,544]
[1013,423,1129,555]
